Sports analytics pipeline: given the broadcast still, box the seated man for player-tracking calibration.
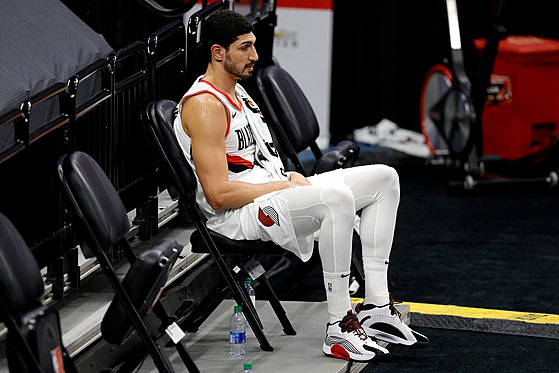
[174,9,428,362]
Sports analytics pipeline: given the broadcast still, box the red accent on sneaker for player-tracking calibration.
[331,345,350,360]
[355,302,362,313]
[388,293,402,318]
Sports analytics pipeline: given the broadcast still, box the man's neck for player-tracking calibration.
[203,65,238,100]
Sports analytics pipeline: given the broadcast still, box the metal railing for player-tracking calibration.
[0,21,186,300]
[0,0,277,300]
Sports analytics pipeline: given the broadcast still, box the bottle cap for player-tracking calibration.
[244,363,252,369]
[234,305,242,312]
[244,277,252,284]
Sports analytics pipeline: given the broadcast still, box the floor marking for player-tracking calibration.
[350,298,559,325]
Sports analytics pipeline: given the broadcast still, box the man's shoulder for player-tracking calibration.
[182,91,223,110]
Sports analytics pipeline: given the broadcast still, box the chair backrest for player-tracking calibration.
[186,2,227,86]
[0,213,44,318]
[141,99,198,202]
[0,212,73,373]
[57,151,130,253]
[255,64,321,154]
[256,64,361,177]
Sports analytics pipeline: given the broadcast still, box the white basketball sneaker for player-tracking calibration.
[356,297,429,348]
[323,311,389,362]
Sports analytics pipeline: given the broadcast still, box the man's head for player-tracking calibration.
[202,9,258,80]
[202,9,254,52]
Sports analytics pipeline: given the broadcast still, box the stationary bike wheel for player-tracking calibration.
[420,65,475,158]
[420,65,453,155]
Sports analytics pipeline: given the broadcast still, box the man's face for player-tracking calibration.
[224,32,258,80]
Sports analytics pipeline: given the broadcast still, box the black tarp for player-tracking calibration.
[0,0,113,119]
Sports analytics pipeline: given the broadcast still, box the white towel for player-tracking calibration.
[238,85,288,181]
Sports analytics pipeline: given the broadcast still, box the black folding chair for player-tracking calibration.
[255,64,360,176]
[0,212,78,373]
[140,99,296,352]
[255,64,365,289]
[57,151,199,373]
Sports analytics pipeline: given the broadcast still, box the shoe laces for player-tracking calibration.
[339,311,368,341]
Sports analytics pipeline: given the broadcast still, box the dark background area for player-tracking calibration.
[60,0,559,143]
[329,0,559,143]
[60,0,183,49]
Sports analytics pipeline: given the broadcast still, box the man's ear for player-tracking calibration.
[211,44,224,62]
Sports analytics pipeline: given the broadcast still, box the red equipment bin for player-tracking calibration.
[474,35,559,161]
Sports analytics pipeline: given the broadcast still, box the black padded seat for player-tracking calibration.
[190,230,286,256]
[102,237,182,345]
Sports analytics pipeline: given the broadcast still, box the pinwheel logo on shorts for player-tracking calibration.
[258,206,280,227]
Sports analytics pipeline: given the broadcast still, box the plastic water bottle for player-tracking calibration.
[244,278,256,307]
[229,305,246,356]
[243,362,253,372]
[244,278,256,328]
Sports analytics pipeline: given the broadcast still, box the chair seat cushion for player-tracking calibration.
[101,237,182,345]
[190,229,286,256]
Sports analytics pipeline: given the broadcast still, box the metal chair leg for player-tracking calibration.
[258,274,296,335]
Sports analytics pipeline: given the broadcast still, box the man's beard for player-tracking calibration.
[225,55,254,80]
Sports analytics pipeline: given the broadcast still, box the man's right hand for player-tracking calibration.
[290,172,311,186]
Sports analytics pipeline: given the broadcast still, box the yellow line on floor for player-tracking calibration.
[349,298,559,325]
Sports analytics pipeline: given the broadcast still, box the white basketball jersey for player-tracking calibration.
[175,78,268,180]
[173,77,311,257]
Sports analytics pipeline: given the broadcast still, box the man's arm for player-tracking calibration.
[181,93,309,210]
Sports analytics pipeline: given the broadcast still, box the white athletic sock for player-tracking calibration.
[363,257,390,306]
[323,271,352,323]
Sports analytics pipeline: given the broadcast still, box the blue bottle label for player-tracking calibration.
[230,331,246,344]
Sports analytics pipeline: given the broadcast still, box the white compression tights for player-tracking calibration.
[275,164,400,322]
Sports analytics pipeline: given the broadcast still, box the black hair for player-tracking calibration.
[202,9,254,54]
